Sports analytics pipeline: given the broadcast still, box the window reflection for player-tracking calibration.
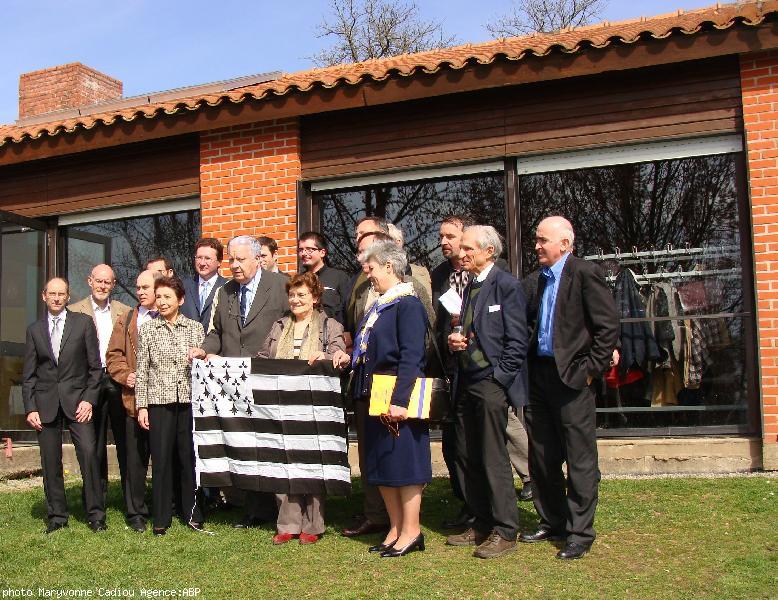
[62,210,200,306]
[519,154,750,432]
[316,173,507,274]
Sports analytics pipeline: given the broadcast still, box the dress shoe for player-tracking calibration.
[519,528,566,543]
[272,532,296,545]
[153,527,167,536]
[556,541,591,560]
[441,508,476,530]
[368,538,398,553]
[380,534,425,557]
[298,533,319,545]
[473,531,517,559]
[128,520,147,533]
[88,520,108,532]
[445,527,488,547]
[233,516,265,529]
[187,521,205,532]
[44,521,68,534]
[518,483,533,502]
[341,519,389,538]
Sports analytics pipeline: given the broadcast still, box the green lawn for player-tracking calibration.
[0,476,775,599]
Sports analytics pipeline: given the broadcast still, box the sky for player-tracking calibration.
[1,0,721,124]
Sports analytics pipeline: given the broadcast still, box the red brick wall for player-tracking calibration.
[199,118,300,274]
[741,51,778,455]
[18,63,122,120]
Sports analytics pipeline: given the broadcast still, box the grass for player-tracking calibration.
[0,476,775,599]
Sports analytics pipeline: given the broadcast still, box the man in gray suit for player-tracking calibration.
[202,234,288,527]
[23,277,105,533]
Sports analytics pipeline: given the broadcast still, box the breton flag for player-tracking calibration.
[191,357,351,496]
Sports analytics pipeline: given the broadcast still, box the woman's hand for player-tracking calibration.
[331,350,350,369]
[387,404,408,422]
[307,351,325,365]
[137,408,150,431]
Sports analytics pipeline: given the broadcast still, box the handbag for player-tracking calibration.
[367,320,451,421]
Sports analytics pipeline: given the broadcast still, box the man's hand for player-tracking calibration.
[611,349,620,367]
[448,332,467,352]
[26,411,42,431]
[126,372,136,388]
[188,347,206,363]
[75,401,93,423]
[137,408,149,431]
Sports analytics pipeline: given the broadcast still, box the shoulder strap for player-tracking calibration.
[425,319,450,385]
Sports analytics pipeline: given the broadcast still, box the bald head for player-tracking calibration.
[88,263,116,308]
[136,270,157,309]
[535,216,575,267]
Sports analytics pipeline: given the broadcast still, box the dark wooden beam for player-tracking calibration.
[1,21,776,167]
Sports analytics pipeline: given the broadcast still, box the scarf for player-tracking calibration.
[275,312,323,361]
[352,281,415,368]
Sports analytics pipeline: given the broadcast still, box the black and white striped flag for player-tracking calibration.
[192,357,351,496]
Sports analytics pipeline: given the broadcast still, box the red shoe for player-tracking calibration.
[272,532,296,545]
[299,533,319,545]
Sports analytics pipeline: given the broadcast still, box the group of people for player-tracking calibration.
[22,212,619,561]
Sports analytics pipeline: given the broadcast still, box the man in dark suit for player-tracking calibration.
[202,234,288,527]
[445,225,529,560]
[298,231,350,325]
[22,277,106,533]
[181,237,228,332]
[520,216,619,560]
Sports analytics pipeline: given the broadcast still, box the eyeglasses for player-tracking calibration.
[379,415,400,437]
[298,247,323,255]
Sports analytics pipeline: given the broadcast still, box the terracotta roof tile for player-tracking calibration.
[1,0,775,147]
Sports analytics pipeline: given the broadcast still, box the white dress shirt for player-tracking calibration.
[91,298,113,367]
[136,306,157,332]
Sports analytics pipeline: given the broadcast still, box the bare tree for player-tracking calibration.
[487,0,608,37]
[313,0,456,67]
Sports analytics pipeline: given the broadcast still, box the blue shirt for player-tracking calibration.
[537,252,570,357]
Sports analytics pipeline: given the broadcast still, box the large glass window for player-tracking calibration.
[315,172,507,274]
[62,209,201,306]
[519,152,753,434]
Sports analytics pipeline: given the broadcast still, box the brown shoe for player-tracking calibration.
[341,519,389,538]
[445,527,488,547]
[473,531,517,559]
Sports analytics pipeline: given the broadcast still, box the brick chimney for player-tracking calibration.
[18,62,122,120]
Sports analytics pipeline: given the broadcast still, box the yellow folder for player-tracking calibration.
[368,374,433,420]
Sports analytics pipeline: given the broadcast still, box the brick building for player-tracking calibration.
[1,1,777,472]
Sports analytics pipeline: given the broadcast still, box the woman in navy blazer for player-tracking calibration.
[351,241,431,558]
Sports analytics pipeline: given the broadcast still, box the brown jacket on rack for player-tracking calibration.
[105,307,140,417]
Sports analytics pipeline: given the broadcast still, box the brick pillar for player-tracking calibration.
[741,51,778,470]
[200,119,300,274]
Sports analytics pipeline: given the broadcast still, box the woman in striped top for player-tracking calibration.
[258,271,350,545]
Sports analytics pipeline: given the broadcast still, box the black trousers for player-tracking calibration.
[441,412,466,505]
[123,413,150,524]
[525,358,600,545]
[454,375,519,541]
[38,409,105,524]
[93,372,127,503]
[147,403,203,529]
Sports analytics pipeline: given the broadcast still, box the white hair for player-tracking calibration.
[386,223,404,247]
[228,235,261,256]
[465,225,503,260]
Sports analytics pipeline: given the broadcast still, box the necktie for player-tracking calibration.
[449,269,469,298]
[149,310,159,319]
[239,285,248,326]
[199,281,208,309]
[50,317,62,363]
